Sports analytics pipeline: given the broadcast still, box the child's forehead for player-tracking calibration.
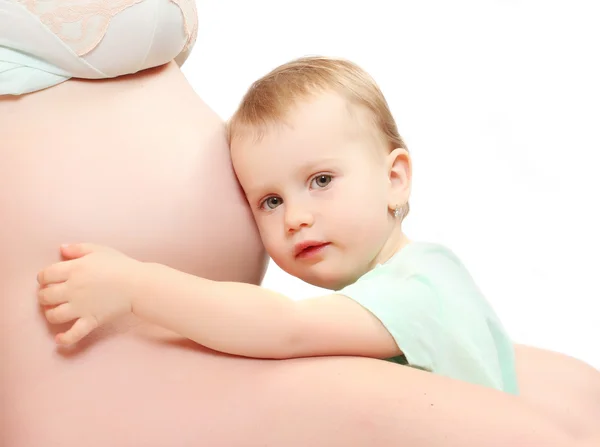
[288,92,365,129]
[229,92,390,178]
[239,99,374,148]
[233,128,380,181]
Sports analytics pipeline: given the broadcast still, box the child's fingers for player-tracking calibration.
[44,302,78,325]
[60,243,110,260]
[56,317,99,346]
[38,282,68,306]
[37,260,76,286]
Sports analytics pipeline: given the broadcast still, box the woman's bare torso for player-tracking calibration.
[0,62,275,445]
[1,61,598,447]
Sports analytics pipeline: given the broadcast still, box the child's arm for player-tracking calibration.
[135,262,401,359]
[37,243,401,358]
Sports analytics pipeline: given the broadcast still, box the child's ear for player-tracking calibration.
[386,147,412,208]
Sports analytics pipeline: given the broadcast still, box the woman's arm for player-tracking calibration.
[263,355,589,447]
[35,245,594,446]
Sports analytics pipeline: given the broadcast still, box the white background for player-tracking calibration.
[182,0,599,368]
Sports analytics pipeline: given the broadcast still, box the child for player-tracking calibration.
[36,56,518,394]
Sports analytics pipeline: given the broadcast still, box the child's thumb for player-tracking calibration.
[60,243,99,259]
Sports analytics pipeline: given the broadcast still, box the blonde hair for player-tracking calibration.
[227,55,409,220]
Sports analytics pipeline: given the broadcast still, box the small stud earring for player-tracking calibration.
[393,204,401,219]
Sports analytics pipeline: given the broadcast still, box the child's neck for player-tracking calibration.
[375,228,411,266]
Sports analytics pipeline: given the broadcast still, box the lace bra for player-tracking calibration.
[0,0,198,95]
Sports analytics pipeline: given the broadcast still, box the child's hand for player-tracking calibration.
[37,243,144,346]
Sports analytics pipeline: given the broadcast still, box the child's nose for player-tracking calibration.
[284,203,314,233]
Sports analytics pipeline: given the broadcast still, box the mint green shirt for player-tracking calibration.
[337,242,519,395]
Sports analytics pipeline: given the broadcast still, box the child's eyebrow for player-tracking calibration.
[297,158,341,175]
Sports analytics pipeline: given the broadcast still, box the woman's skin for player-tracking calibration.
[1,61,598,447]
[515,345,600,438]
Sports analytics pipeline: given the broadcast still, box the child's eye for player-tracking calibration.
[260,196,283,210]
[310,174,333,189]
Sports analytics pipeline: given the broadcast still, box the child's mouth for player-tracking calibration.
[295,242,330,259]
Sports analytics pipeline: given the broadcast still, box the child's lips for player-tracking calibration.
[294,241,331,259]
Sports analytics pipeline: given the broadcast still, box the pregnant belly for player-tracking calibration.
[0,62,268,446]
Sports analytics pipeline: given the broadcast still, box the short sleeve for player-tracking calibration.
[337,263,517,393]
[338,267,440,372]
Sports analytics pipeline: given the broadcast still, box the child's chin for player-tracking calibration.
[299,269,351,291]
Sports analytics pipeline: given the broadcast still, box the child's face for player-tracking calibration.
[231,92,410,290]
